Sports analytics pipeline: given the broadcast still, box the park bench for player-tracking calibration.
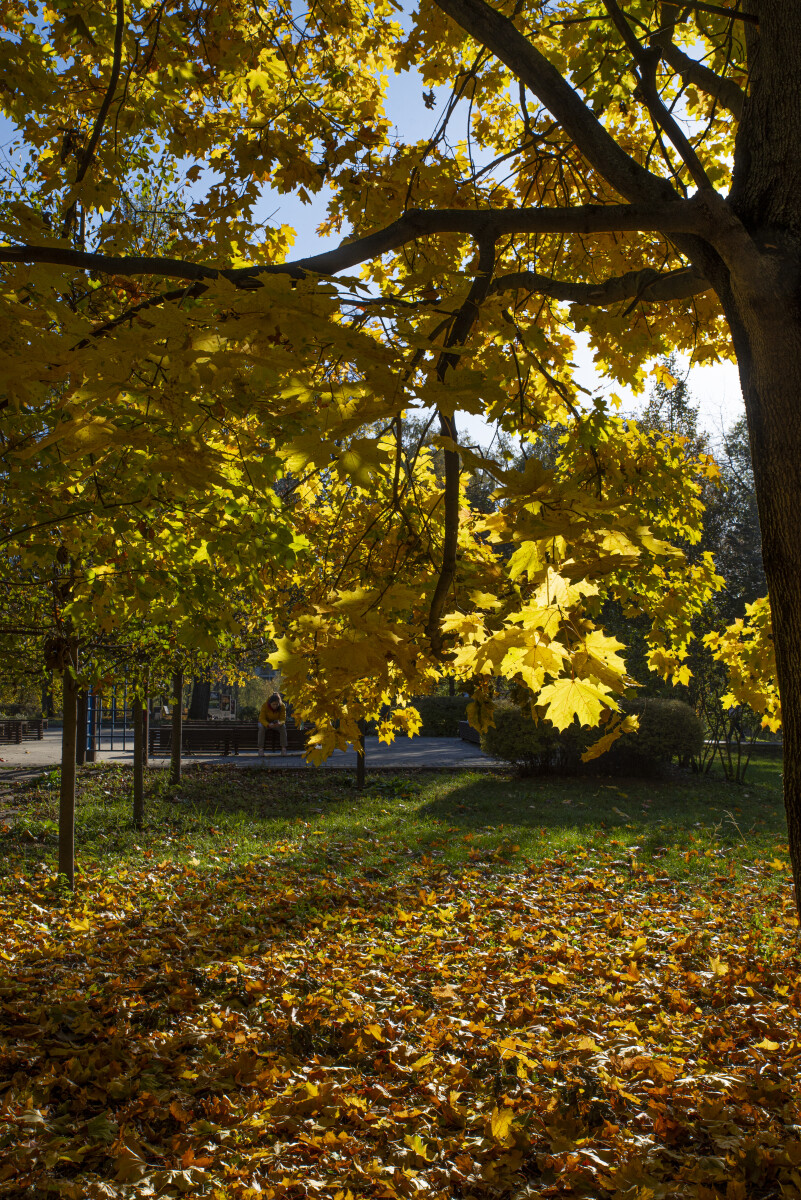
[148,719,307,757]
[457,719,481,746]
[0,718,45,745]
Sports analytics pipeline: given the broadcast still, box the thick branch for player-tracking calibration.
[652,33,745,119]
[602,0,712,191]
[492,263,710,306]
[431,0,678,206]
[678,2,757,23]
[426,240,497,654]
[1,197,710,288]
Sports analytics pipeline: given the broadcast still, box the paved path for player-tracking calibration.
[0,729,500,773]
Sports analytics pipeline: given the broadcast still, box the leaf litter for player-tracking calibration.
[0,792,799,1198]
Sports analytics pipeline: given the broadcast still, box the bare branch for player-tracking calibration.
[676,1,757,23]
[492,263,710,306]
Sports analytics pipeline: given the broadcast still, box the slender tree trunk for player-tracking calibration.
[356,719,366,790]
[75,690,88,765]
[59,665,78,888]
[41,672,54,719]
[142,691,149,769]
[170,669,183,785]
[133,698,144,830]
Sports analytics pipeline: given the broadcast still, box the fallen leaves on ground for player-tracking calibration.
[0,833,799,1199]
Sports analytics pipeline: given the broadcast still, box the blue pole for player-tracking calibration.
[85,687,94,759]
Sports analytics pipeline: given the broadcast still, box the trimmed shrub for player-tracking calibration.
[481,697,702,776]
[238,705,259,721]
[411,695,471,737]
[611,698,703,771]
[479,702,586,774]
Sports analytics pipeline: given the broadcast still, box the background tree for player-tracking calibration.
[709,416,766,623]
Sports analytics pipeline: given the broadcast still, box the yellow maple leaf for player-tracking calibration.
[538,677,610,731]
[490,1106,513,1143]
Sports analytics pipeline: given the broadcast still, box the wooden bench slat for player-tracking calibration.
[0,718,45,744]
[148,721,308,756]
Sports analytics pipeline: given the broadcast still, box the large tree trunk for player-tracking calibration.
[59,665,78,888]
[719,0,801,916]
[187,679,211,720]
[724,307,801,916]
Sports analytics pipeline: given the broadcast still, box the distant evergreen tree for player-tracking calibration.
[707,415,766,623]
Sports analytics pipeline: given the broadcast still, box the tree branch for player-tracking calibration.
[75,283,206,346]
[426,239,497,655]
[62,0,126,239]
[651,32,745,119]
[602,0,713,191]
[1,197,710,290]
[492,263,710,306]
[430,0,678,206]
[676,1,757,23]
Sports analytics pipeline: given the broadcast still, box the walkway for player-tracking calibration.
[0,729,500,773]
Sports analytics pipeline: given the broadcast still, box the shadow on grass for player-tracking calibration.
[0,755,788,890]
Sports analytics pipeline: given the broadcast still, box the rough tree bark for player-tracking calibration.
[429,0,801,913]
[716,0,801,912]
[187,679,211,720]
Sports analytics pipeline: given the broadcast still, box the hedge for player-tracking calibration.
[481,697,703,776]
[405,695,469,737]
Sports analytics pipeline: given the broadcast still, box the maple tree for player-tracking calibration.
[2,0,801,902]
[0,460,302,885]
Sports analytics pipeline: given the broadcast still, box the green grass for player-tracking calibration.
[0,754,790,892]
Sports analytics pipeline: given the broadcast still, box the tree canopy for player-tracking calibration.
[2,0,800,899]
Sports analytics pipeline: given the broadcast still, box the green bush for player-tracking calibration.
[411,695,471,737]
[481,697,703,776]
[479,702,587,774]
[239,676,279,713]
[612,698,703,771]
[238,705,259,721]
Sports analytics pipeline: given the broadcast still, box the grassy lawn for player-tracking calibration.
[0,760,798,1199]
[0,755,791,888]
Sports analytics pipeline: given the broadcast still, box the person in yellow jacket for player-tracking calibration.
[258,692,287,756]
